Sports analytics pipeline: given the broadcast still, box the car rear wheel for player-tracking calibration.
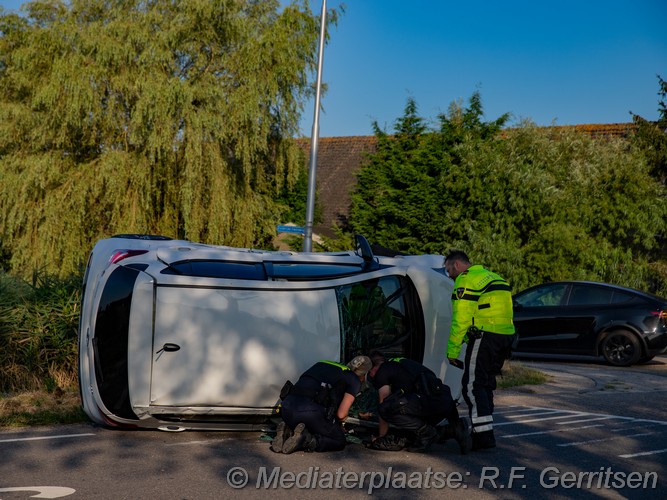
[601,330,642,367]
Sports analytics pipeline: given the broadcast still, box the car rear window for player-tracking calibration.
[610,291,642,304]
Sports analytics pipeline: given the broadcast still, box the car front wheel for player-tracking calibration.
[601,330,642,367]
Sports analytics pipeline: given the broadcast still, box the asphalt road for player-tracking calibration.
[1,357,665,499]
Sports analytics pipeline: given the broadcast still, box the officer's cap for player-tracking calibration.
[347,355,372,376]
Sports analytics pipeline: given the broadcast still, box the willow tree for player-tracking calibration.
[0,0,325,276]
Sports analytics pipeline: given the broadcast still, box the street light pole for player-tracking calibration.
[302,0,327,252]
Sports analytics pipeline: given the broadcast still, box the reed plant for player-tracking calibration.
[0,270,81,394]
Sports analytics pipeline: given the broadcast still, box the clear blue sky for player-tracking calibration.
[3,1,666,137]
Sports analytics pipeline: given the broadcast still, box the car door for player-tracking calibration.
[148,285,340,409]
[559,283,615,352]
[513,283,571,352]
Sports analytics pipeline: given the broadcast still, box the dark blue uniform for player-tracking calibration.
[371,358,459,431]
[281,361,361,452]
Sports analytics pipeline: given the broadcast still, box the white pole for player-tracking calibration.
[303,0,327,252]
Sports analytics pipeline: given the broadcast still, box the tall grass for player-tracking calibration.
[0,270,81,393]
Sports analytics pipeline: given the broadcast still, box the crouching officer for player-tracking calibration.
[366,351,471,454]
[271,356,372,454]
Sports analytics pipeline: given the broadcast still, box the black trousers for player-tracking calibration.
[462,331,514,434]
[378,385,458,431]
[280,395,346,452]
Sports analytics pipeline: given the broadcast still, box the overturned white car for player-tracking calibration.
[78,234,459,431]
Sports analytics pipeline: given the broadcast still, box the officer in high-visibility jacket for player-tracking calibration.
[444,250,515,450]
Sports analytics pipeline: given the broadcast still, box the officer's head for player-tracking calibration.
[347,355,372,381]
[444,250,471,279]
[367,350,386,380]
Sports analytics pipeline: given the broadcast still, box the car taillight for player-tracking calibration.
[109,249,148,264]
[650,309,667,321]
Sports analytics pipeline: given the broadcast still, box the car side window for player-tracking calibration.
[568,285,614,305]
[610,290,637,304]
[337,276,424,362]
[515,284,568,307]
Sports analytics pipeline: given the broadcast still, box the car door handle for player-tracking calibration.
[156,343,181,354]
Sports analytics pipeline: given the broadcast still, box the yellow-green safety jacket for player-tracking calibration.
[447,265,515,359]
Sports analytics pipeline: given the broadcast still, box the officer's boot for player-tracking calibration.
[471,429,496,451]
[302,432,318,452]
[437,423,454,443]
[270,421,293,453]
[407,424,438,452]
[452,417,472,455]
[282,423,315,454]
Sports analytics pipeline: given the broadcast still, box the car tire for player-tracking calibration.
[601,330,642,367]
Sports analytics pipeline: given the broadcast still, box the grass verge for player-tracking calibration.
[498,360,550,388]
[0,387,87,429]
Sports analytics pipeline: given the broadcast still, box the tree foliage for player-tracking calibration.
[632,74,667,183]
[0,0,326,276]
[350,94,667,295]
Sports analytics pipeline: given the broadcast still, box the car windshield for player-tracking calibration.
[337,275,424,361]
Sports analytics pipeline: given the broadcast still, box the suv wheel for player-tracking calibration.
[601,330,641,367]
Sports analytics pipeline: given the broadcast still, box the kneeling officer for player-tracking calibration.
[272,356,372,454]
[367,351,471,453]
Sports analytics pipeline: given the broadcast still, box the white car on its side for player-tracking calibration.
[78,234,460,431]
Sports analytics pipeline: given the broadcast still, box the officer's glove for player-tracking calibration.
[448,358,464,370]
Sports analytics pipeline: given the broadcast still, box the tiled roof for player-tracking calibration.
[555,122,637,138]
[296,123,637,237]
[295,136,378,237]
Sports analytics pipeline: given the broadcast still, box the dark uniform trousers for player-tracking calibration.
[462,331,514,434]
[280,395,346,452]
[378,384,459,431]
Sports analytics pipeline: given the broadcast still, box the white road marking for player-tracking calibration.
[556,432,656,447]
[620,448,667,458]
[0,433,94,444]
[495,414,587,426]
[496,406,667,426]
[493,407,553,415]
[495,405,667,458]
[555,416,618,425]
[0,486,75,498]
[500,424,604,438]
[165,439,232,446]
[501,410,565,419]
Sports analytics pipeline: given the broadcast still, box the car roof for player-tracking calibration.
[517,280,667,303]
[92,234,447,283]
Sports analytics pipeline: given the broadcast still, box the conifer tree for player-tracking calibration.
[349,93,667,295]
